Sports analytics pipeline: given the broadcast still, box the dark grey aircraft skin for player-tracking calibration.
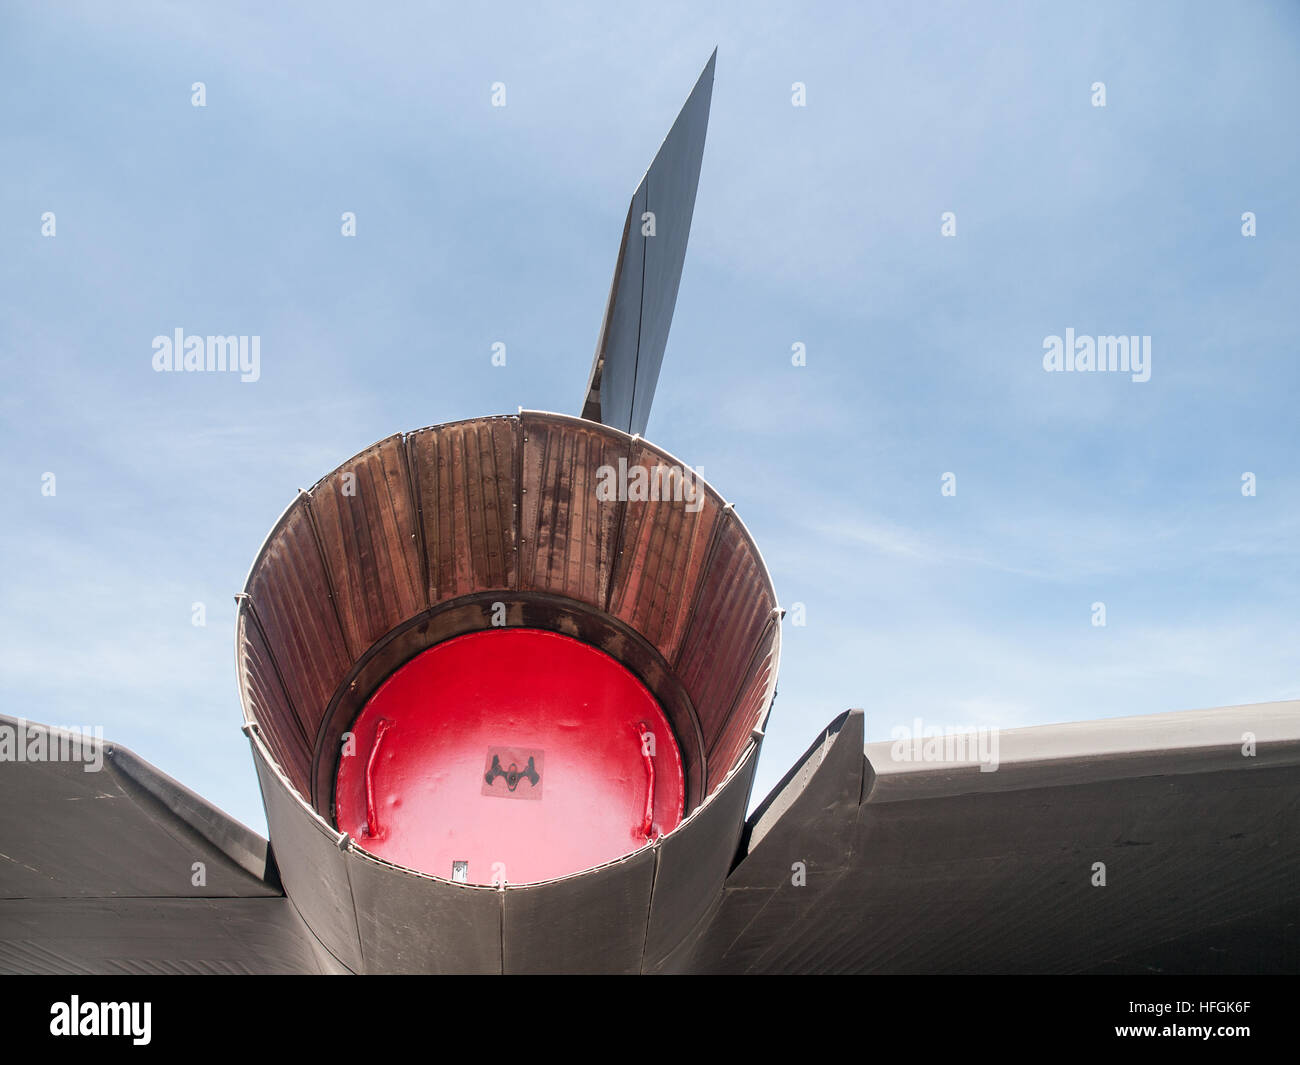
[3,702,1297,973]
[2,54,1297,975]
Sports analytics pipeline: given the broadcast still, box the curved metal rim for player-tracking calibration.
[308,589,709,820]
[235,410,784,885]
[245,719,761,890]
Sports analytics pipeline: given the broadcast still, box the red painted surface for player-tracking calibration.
[335,628,685,885]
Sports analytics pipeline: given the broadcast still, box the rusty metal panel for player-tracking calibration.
[706,620,779,793]
[408,418,517,605]
[235,608,311,795]
[674,511,775,757]
[608,443,719,663]
[519,412,628,609]
[502,846,655,973]
[245,497,351,748]
[308,435,422,658]
[705,618,779,790]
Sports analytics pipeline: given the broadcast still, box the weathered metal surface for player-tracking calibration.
[12,697,1294,973]
[0,716,321,974]
[408,418,517,604]
[245,497,351,746]
[519,412,626,608]
[674,511,776,779]
[642,743,759,971]
[236,607,311,795]
[705,618,780,792]
[582,52,715,436]
[690,702,1300,974]
[1083,899,1300,974]
[608,443,720,661]
[502,846,656,974]
[0,898,323,975]
[0,714,278,900]
[249,732,363,972]
[345,848,502,975]
[240,415,778,826]
[229,411,781,972]
[308,434,422,658]
[864,700,1300,800]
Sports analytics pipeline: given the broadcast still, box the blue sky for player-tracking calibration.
[2,1,1297,835]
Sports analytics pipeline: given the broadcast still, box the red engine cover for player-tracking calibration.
[335,628,685,885]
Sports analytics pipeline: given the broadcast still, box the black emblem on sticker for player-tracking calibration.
[485,754,540,791]
[482,748,544,799]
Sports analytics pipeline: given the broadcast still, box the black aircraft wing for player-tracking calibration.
[677,701,1300,973]
[0,715,321,974]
